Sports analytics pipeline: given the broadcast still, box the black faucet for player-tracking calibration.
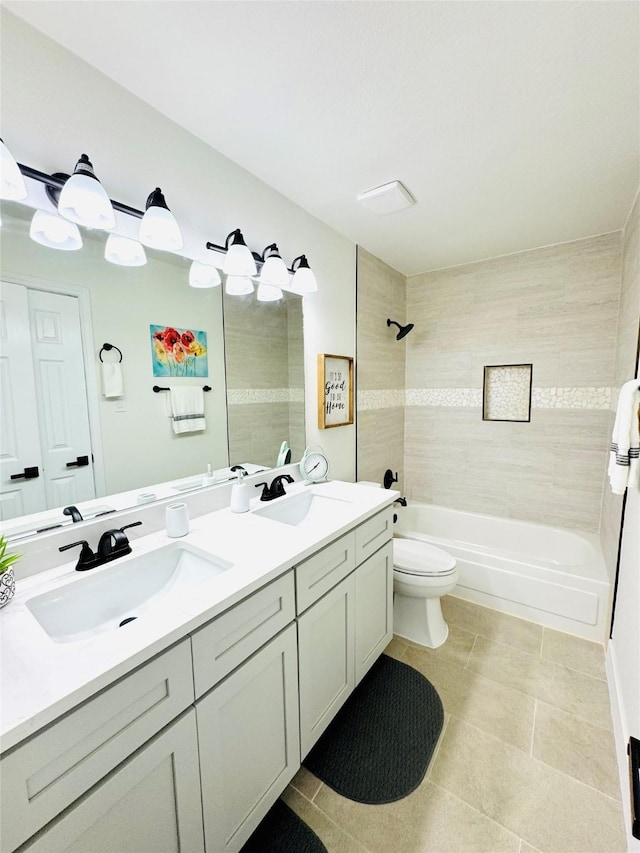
[59,522,142,571]
[63,505,83,523]
[255,474,294,501]
[395,497,407,507]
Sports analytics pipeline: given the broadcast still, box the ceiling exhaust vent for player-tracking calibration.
[357,180,415,216]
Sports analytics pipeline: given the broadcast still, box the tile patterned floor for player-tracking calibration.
[285,596,627,853]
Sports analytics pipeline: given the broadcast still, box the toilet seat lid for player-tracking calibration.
[393,538,457,576]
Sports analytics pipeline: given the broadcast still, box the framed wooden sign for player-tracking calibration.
[317,354,354,428]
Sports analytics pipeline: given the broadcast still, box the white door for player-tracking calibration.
[28,289,95,508]
[0,282,46,518]
[0,282,96,520]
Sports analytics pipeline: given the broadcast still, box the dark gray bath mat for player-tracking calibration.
[240,799,327,853]
[303,654,444,804]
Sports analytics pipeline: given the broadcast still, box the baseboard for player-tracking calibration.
[606,641,639,852]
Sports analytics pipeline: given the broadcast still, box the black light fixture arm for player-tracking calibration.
[206,234,301,274]
[17,162,144,219]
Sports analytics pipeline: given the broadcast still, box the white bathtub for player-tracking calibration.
[394,502,611,642]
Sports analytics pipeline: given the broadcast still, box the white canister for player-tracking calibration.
[165,502,190,538]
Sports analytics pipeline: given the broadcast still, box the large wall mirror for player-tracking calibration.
[0,202,305,540]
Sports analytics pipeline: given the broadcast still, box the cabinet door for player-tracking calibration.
[20,710,204,853]
[298,573,356,758]
[197,623,300,853]
[355,540,393,684]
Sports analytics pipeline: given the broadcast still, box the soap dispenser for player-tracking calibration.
[230,469,250,513]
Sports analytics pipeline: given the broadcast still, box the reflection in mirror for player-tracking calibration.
[0,202,305,541]
[224,290,305,469]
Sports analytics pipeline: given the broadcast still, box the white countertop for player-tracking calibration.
[0,480,395,754]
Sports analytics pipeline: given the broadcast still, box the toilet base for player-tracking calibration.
[393,592,449,649]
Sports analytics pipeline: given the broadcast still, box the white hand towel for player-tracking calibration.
[608,379,640,495]
[167,386,206,434]
[101,363,124,398]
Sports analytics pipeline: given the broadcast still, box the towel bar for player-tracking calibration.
[153,385,212,392]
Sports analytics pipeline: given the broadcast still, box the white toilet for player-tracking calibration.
[392,538,458,649]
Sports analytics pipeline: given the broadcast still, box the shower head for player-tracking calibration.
[387,318,414,341]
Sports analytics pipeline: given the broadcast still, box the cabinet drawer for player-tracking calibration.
[1,639,194,853]
[295,531,356,613]
[355,507,393,565]
[192,572,295,698]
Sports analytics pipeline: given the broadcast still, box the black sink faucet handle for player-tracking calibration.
[120,521,143,534]
[58,539,97,571]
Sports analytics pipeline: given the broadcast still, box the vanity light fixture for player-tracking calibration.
[225,275,254,296]
[57,154,116,231]
[29,209,83,251]
[0,139,27,200]
[139,187,183,251]
[104,233,147,267]
[258,243,289,288]
[291,255,318,293]
[189,260,221,288]
[222,229,257,277]
[256,283,282,302]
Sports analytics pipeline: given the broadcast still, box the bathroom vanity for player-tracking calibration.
[0,480,395,852]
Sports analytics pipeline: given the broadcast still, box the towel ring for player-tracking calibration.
[99,343,123,363]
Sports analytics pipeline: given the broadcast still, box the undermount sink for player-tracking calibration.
[26,544,232,643]
[252,489,353,528]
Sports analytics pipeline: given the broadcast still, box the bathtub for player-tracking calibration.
[393,503,611,642]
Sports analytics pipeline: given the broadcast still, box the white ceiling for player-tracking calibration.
[5,1,640,275]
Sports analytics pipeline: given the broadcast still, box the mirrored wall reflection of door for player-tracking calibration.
[0,282,95,520]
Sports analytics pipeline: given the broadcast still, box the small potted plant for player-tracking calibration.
[0,534,20,608]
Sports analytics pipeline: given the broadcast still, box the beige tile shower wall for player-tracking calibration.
[225,293,305,466]
[601,190,640,574]
[405,233,623,532]
[356,247,406,487]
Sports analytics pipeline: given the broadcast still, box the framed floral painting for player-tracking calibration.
[150,324,209,377]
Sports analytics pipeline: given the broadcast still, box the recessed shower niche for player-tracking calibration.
[482,363,533,422]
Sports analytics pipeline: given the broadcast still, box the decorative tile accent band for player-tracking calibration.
[358,387,613,411]
[228,388,304,404]
[357,389,405,411]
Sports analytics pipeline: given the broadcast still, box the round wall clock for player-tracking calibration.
[300,445,329,483]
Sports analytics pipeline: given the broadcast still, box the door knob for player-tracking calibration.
[10,466,40,480]
[65,455,89,468]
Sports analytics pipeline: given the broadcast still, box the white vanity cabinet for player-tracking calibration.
[196,624,300,853]
[2,496,395,853]
[1,639,196,852]
[298,507,394,757]
[16,709,204,853]
[192,572,299,853]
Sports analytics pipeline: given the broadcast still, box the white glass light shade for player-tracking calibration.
[139,205,183,250]
[256,283,283,302]
[57,155,115,230]
[223,242,257,276]
[259,255,290,288]
[0,139,27,200]
[189,261,221,288]
[225,275,254,296]
[292,265,318,294]
[30,210,82,251]
[105,234,147,266]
